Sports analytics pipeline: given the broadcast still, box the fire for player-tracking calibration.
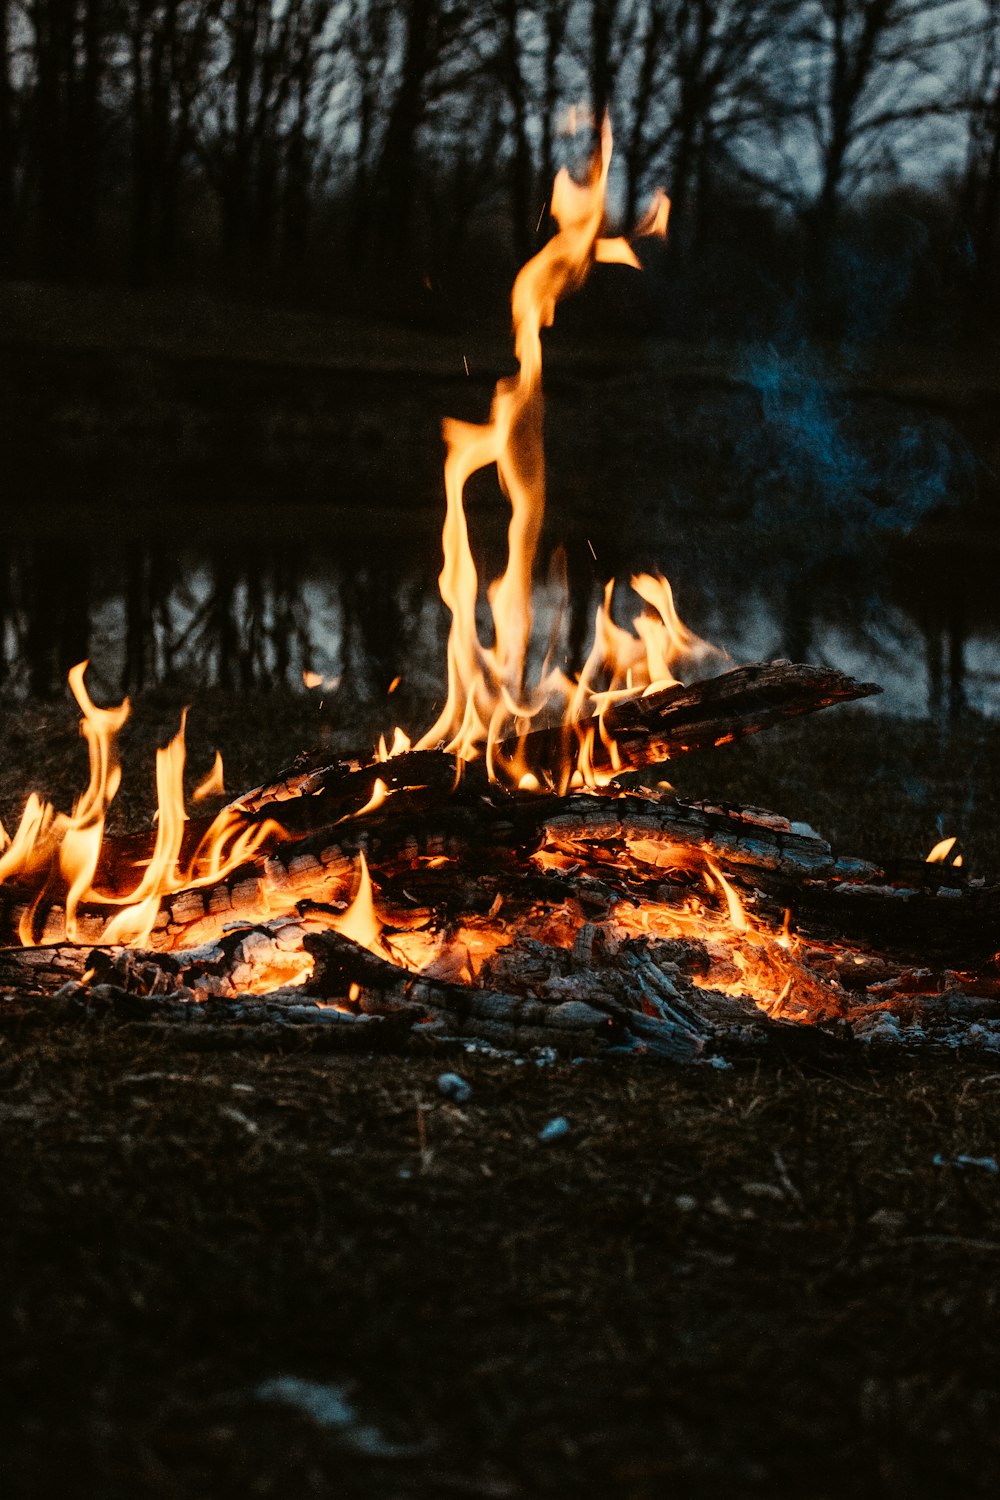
[927,835,962,867]
[409,121,717,791]
[192,751,225,802]
[0,120,854,1040]
[0,665,284,947]
[328,852,386,956]
[376,728,411,762]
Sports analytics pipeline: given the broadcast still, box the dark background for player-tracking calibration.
[0,0,998,718]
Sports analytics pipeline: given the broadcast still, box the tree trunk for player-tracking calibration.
[499,0,533,262]
[538,0,566,206]
[0,0,15,271]
[370,0,436,262]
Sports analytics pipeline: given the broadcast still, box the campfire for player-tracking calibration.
[2,128,997,1062]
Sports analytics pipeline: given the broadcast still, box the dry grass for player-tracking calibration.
[1,1029,999,1499]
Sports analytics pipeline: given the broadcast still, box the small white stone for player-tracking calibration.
[437,1072,471,1104]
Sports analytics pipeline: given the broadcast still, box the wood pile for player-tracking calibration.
[2,660,998,1062]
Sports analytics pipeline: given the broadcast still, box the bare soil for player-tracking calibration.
[2,691,1000,1498]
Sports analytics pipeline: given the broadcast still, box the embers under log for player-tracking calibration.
[2,660,999,1063]
[2,660,878,949]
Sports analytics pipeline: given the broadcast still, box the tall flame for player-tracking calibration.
[412,122,715,787]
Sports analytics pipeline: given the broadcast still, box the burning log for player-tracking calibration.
[0,912,793,1060]
[231,661,880,823]
[2,751,995,973]
[494,661,880,782]
[0,659,876,952]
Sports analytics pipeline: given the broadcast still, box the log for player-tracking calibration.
[0,772,982,965]
[2,898,997,1061]
[226,662,880,820]
[487,661,880,781]
[0,660,878,951]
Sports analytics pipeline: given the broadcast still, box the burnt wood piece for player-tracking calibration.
[0,662,879,938]
[791,880,1000,965]
[224,662,881,821]
[540,794,843,881]
[0,943,90,994]
[493,662,881,778]
[303,928,631,1047]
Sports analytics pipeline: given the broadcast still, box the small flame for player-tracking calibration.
[192,751,225,802]
[636,189,670,238]
[345,777,389,821]
[594,236,641,268]
[331,852,386,955]
[376,727,412,762]
[58,663,130,940]
[706,859,750,934]
[926,836,960,864]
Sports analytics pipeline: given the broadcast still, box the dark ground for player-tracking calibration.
[2,691,1000,1497]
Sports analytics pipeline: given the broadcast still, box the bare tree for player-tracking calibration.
[537,0,568,197]
[788,1,980,255]
[586,0,633,133]
[23,0,113,276]
[0,0,16,269]
[194,0,334,266]
[494,0,534,258]
[365,0,439,259]
[341,0,396,253]
[961,0,1000,316]
[609,2,799,255]
[125,1,213,282]
[278,0,336,264]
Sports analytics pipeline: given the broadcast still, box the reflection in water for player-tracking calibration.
[1,515,997,722]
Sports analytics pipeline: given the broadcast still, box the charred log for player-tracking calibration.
[229,661,880,820]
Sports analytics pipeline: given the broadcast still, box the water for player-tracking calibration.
[1,494,995,723]
[2,332,994,721]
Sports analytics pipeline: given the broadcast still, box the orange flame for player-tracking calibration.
[406,122,717,789]
[636,189,670,239]
[0,664,284,947]
[192,751,225,802]
[926,835,961,867]
[330,852,386,955]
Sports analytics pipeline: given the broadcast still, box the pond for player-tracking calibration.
[1,331,995,722]
[1,483,995,725]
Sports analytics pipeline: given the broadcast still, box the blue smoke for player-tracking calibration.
[737,343,967,555]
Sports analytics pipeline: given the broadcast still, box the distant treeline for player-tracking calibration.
[0,1,997,340]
